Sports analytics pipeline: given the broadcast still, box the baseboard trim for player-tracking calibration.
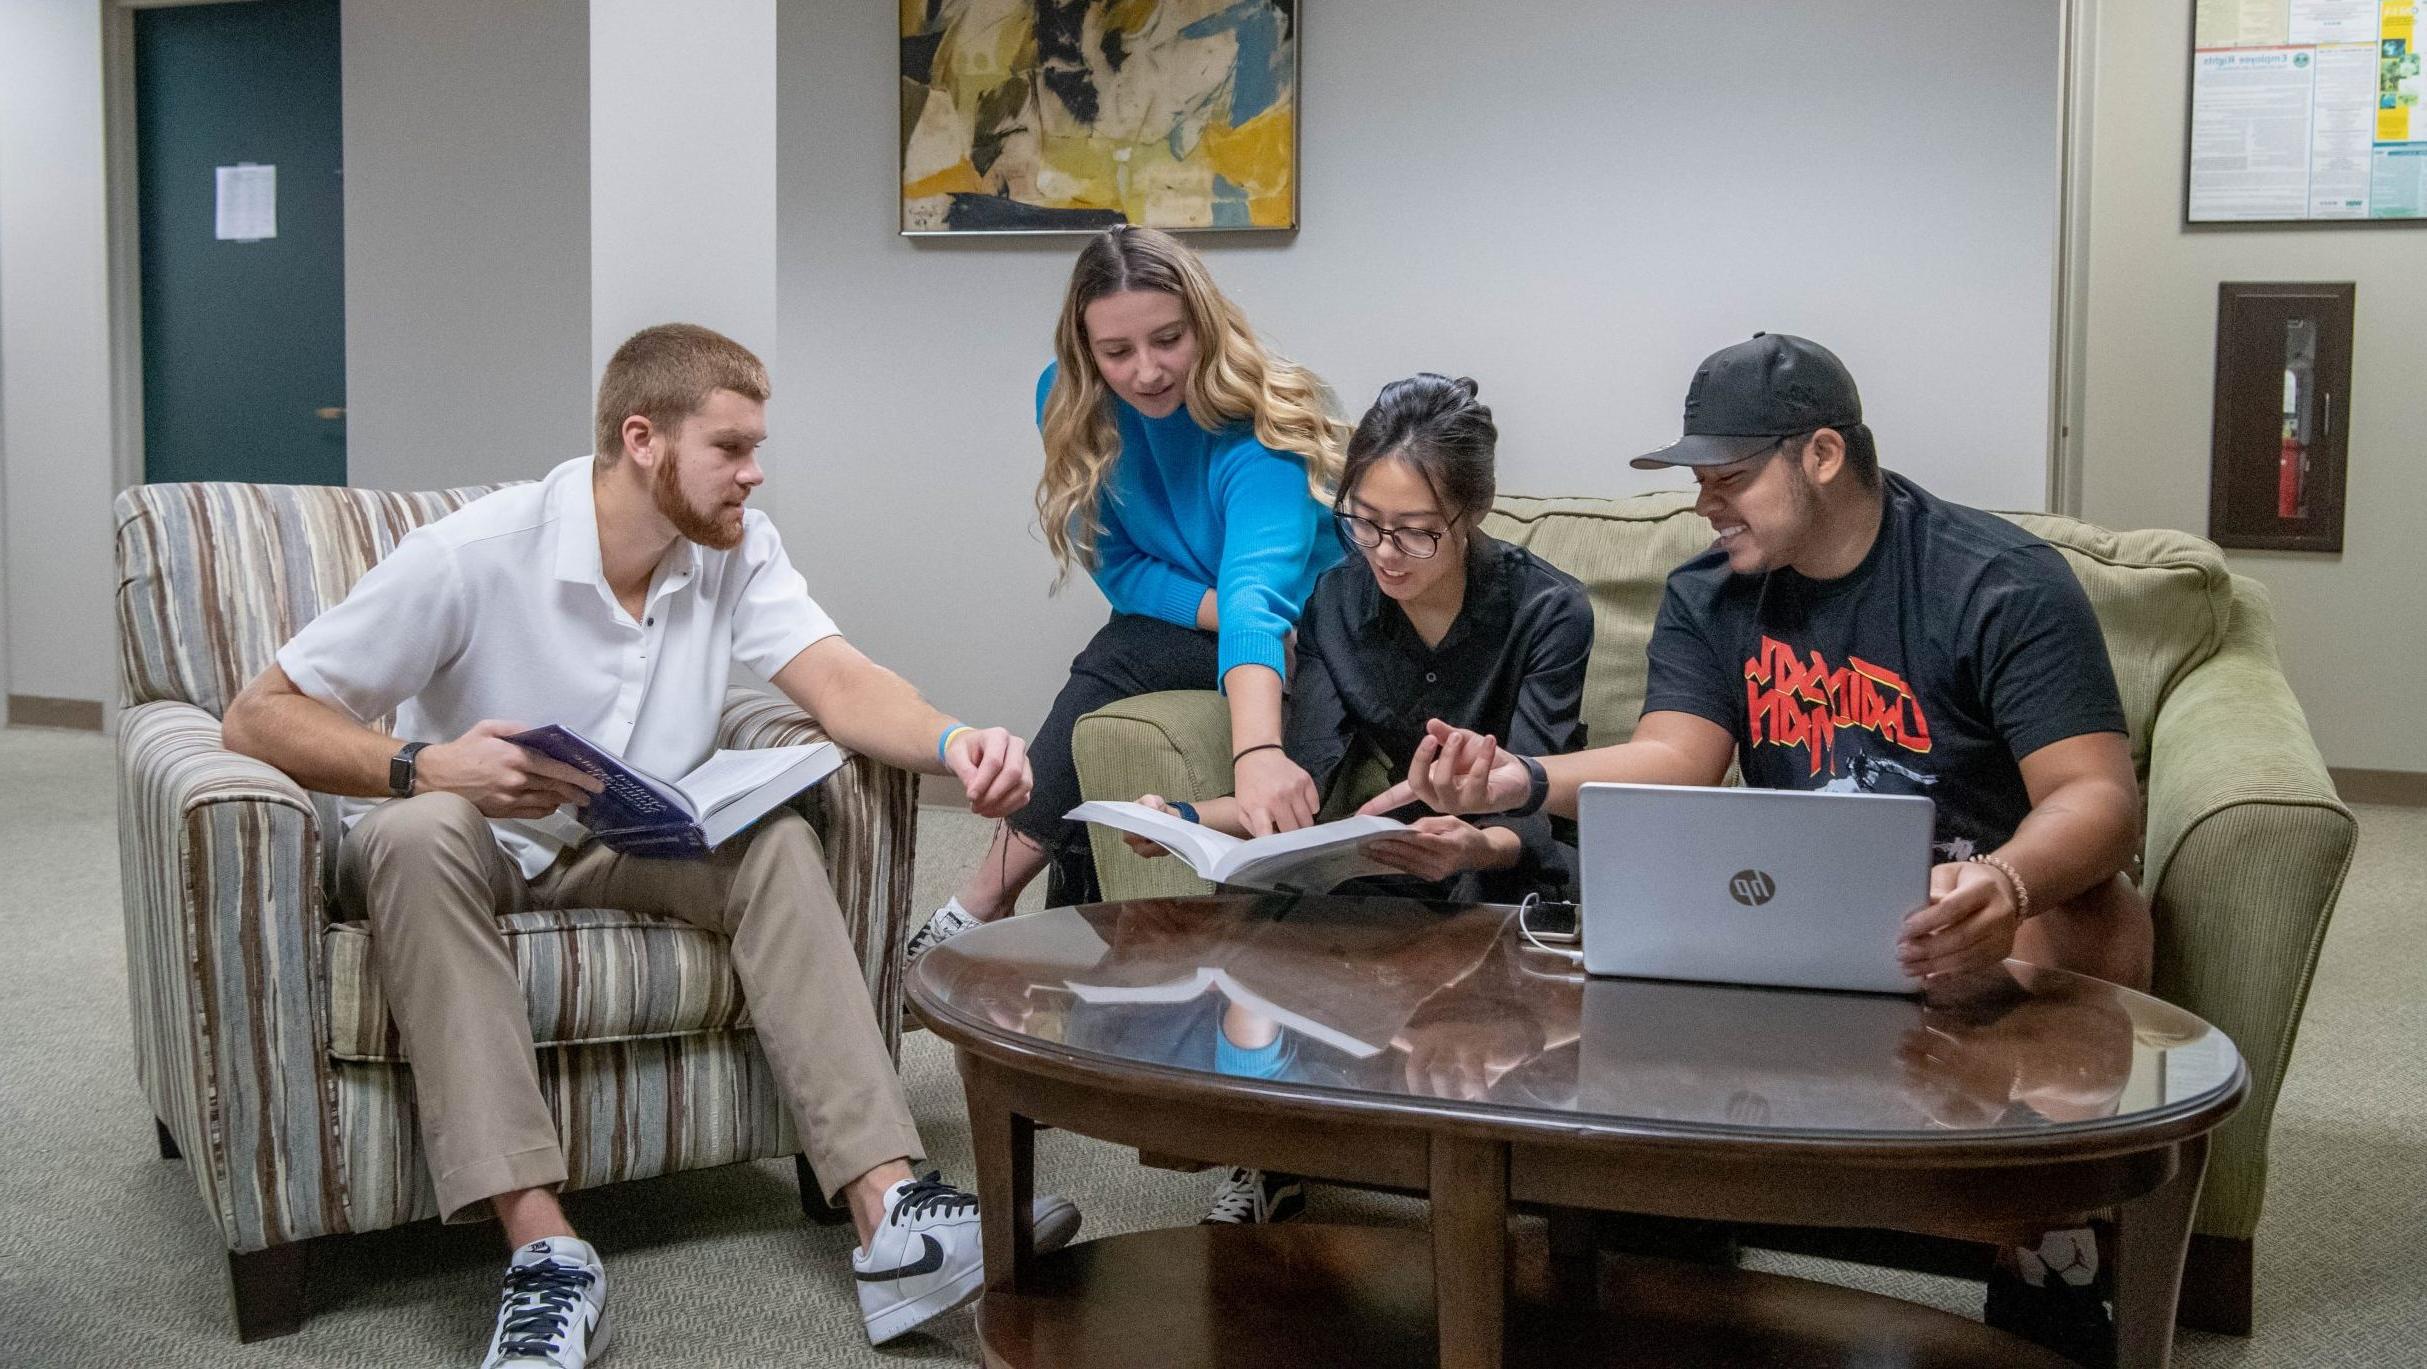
[7,695,105,731]
[2330,767,2427,808]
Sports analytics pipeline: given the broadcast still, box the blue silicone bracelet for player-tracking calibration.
[1172,801,1201,824]
[937,724,972,766]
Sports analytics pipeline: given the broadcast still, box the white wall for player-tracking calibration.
[590,0,779,394]
[2077,0,2427,773]
[342,0,592,490]
[776,0,2064,736]
[0,0,116,713]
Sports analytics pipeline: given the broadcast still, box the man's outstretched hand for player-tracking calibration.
[1359,720,1531,818]
[946,726,1034,820]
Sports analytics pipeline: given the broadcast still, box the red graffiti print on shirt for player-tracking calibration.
[1742,636,1934,776]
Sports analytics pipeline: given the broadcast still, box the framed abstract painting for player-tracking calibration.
[900,0,1299,235]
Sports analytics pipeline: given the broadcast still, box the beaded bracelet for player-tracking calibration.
[1971,851,2034,922]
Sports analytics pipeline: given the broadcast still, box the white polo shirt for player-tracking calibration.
[279,456,839,877]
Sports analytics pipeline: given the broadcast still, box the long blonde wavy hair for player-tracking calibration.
[1037,226,1349,583]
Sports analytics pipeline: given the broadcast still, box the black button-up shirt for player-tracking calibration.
[1286,532,1594,898]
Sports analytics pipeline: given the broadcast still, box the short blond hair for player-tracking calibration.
[594,323,770,463]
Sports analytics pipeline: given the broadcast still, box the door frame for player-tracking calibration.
[2046,0,2099,518]
[100,0,270,497]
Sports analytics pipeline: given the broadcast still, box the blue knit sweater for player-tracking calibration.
[1037,363,1339,683]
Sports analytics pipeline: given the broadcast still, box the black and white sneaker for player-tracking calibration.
[1199,1168,1305,1225]
[854,1172,1084,1344]
[905,902,981,964]
[480,1237,608,1368]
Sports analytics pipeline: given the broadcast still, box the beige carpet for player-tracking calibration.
[0,724,2418,1366]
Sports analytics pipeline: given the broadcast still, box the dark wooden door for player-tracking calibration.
[135,0,345,485]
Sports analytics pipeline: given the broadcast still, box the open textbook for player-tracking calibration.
[1066,800,1410,893]
[510,724,847,859]
[1064,966,1386,1059]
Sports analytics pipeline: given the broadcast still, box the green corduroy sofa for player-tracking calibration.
[1071,488,2354,1334]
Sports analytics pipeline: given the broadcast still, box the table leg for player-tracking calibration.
[960,1051,1036,1293]
[2112,1135,2208,1369]
[1430,1134,1509,1369]
[1545,1207,1600,1308]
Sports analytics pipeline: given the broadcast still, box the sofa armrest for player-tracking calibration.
[2141,581,2356,1241]
[118,699,345,1253]
[716,688,916,1054]
[1071,690,1233,901]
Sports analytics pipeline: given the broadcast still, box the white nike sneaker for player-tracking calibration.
[480,1236,608,1368]
[853,1173,1085,1344]
[855,1173,982,1345]
[905,901,982,964]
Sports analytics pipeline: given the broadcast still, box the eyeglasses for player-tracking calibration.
[1335,511,1444,559]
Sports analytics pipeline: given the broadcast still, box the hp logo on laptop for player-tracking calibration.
[1729,870,1777,907]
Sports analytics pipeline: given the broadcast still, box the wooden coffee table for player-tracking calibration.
[911,894,2245,1369]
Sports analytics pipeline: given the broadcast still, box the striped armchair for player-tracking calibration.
[112,482,918,1341]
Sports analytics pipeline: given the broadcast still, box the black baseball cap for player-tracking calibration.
[1631,333,1864,469]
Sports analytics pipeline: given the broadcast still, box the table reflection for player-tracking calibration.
[919,894,2233,1137]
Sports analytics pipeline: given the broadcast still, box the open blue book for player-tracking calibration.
[509,724,847,859]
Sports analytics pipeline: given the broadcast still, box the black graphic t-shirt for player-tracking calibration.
[1643,471,2127,861]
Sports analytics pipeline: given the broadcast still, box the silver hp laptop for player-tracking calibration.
[1577,783,1934,994]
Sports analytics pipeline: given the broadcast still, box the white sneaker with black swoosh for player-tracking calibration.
[854,1173,1084,1344]
[480,1236,608,1368]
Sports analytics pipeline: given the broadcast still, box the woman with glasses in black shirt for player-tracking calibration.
[1124,373,1594,1229]
[1127,373,1594,904]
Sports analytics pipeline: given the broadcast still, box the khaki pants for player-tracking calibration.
[338,793,922,1223]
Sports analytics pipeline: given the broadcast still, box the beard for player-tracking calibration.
[651,452,746,550]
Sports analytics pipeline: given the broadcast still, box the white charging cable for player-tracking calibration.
[1515,892,1585,966]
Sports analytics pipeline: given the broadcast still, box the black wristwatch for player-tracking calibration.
[1506,754,1550,819]
[388,742,430,798]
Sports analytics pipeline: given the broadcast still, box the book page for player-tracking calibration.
[1066,800,1241,876]
[1217,814,1407,888]
[680,744,831,816]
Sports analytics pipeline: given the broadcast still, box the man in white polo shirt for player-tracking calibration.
[221,324,1074,1364]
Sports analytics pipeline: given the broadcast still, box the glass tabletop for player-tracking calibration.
[913,894,2245,1144]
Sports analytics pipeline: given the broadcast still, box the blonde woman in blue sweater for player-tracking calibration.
[911,226,1348,957]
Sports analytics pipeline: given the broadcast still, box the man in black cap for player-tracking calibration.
[1362,333,2149,1365]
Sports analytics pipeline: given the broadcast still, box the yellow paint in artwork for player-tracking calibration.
[1102,0,1157,36]
[903,158,989,200]
[1202,105,1293,195]
[1037,135,1124,209]
[937,1,1034,94]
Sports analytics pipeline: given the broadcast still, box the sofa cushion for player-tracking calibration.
[1482,492,2236,775]
[1999,514,2234,770]
[324,907,750,1063]
[1482,492,1712,746]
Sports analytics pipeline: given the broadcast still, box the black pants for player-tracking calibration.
[1007,614,1223,906]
